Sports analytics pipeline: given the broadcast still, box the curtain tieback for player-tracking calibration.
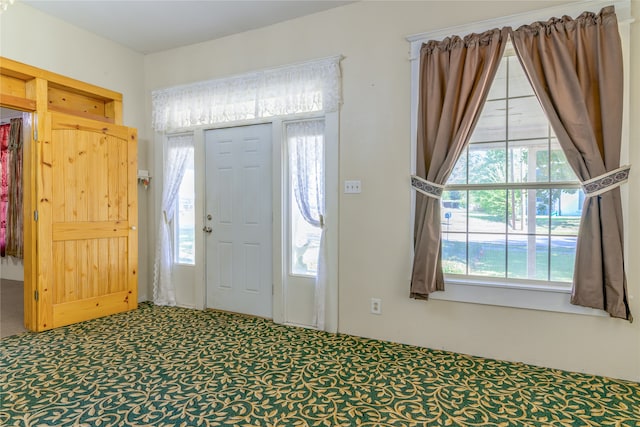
[411,175,444,199]
[581,165,631,198]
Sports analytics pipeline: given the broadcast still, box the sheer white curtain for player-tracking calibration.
[152,56,341,132]
[153,134,194,306]
[287,120,328,330]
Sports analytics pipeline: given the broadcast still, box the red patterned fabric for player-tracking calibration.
[6,118,23,258]
[0,123,9,256]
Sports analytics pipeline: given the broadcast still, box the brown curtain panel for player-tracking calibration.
[511,6,631,321]
[411,28,508,299]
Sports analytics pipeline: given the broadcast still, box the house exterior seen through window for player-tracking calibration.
[441,42,583,285]
[288,123,324,277]
[175,156,195,265]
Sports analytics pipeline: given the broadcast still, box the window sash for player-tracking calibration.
[440,49,581,285]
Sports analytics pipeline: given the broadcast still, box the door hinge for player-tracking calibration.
[33,113,38,140]
[34,210,38,222]
[34,290,39,301]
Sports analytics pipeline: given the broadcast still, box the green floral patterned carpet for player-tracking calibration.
[1,303,639,427]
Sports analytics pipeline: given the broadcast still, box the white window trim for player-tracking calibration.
[407,0,632,317]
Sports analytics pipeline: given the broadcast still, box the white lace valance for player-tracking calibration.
[152,56,342,131]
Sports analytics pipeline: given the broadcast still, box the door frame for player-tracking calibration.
[157,112,338,331]
[1,58,132,332]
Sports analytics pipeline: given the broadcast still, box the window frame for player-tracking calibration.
[407,0,631,316]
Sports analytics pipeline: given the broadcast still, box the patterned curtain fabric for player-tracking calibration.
[510,6,631,320]
[411,28,508,299]
[6,118,23,259]
[153,134,194,306]
[0,123,9,257]
[288,120,324,228]
[152,57,342,132]
[286,120,328,330]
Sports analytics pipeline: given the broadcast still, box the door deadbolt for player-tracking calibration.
[206,214,212,221]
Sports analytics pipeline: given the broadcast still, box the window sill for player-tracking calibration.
[430,277,607,317]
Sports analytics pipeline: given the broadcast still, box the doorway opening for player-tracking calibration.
[0,107,29,337]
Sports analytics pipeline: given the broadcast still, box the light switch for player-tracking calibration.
[344,180,361,194]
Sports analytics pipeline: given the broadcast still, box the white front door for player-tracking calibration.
[204,124,272,318]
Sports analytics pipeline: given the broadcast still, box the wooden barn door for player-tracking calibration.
[34,112,138,330]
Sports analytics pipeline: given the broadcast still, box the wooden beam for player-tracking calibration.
[1,57,122,102]
[0,94,36,111]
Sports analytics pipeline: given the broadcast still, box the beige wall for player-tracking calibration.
[0,257,23,280]
[0,3,151,299]
[145,0,640,381]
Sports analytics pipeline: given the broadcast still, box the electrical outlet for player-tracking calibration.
[344,180,361,194]
[370,298,382,315]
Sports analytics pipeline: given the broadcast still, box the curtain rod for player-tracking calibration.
[0,117,22,124]
[406,0,632,44]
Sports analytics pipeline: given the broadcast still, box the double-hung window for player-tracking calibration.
[441,41,582,287]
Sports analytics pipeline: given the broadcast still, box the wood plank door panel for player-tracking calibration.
[36,112,137,330]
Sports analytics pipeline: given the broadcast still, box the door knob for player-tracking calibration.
[203,226,213,233]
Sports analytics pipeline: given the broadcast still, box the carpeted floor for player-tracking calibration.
[0,279,26,338]
[1,303,639,427]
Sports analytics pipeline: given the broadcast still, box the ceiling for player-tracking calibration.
[22,0,353,54]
